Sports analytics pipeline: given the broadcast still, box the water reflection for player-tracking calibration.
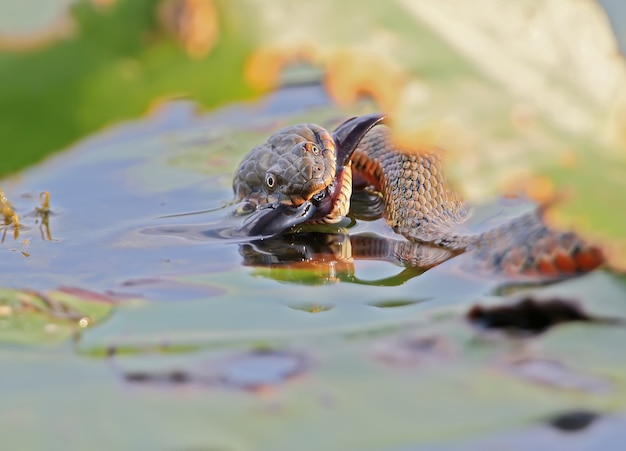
[139,196,581,289]
[240,231,451,286]
[140,219,446,286]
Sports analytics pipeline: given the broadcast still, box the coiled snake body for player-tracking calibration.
[233,114,603,277]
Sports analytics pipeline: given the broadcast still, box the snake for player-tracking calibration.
[232,114,604,277]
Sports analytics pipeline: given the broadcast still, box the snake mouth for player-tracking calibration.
[238,114,387,237]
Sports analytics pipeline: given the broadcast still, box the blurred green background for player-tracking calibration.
[0,0,259,178]
[1,0,624,179]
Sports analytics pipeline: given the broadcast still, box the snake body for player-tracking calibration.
[233,116,603,276]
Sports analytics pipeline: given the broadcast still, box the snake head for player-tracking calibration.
[263,131,336,206]
[238,113,387,237]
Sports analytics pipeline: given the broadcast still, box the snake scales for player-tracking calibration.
[232,114,603,277]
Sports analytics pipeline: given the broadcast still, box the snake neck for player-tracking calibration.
[350,127,475,250]
[349,127,603,274]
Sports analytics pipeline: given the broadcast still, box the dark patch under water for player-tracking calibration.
[115,349,310,392]
[467,297,622,335]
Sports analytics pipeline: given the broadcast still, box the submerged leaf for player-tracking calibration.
[0,287,115,344]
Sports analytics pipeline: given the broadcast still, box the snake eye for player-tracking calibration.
[264,172,276,190]
[304,142,320,155]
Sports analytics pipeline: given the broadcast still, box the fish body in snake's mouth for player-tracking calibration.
[234,114,387,236]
